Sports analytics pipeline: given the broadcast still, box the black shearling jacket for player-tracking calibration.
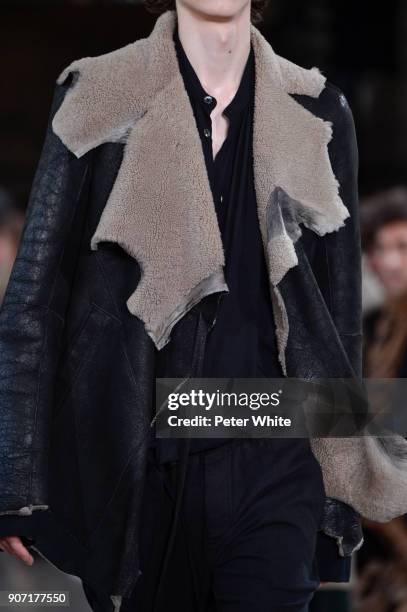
[2,9,402,612]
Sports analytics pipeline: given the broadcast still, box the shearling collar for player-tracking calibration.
[52,9,350,374]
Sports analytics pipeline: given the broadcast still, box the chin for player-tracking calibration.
[178,0,250,21]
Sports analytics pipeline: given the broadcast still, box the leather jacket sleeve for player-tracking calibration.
[294,83,365,566]
[322,84,363,380]
[297,82,363,382]
[313,86,365,560]
[0,79,92,516]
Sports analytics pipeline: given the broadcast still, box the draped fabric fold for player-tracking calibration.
[52,9,349,365]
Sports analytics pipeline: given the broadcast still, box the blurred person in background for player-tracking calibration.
[0,187,25,307]
[362,186,407,379]
[354,186,407,611]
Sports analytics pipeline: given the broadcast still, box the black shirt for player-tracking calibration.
[153,27,283,463]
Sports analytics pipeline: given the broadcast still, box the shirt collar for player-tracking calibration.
[173,25,254,120]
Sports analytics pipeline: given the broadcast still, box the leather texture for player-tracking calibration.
[0,77,363,602]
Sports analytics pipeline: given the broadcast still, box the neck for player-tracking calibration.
[174,3,251,106]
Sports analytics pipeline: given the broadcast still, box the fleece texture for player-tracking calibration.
[51,9,407,535]
[52,9,350,370]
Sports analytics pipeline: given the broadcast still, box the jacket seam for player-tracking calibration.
[91,245,147,388]
[46,158,90,315]
[61,153,95,324]
[323,236,334,314]
[339,332,362,336]
[89,213,125,320]
[46,306,65,325]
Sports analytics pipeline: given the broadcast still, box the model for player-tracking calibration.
[2,2,407,611]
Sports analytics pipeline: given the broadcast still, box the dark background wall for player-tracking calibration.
[1,0,406,210]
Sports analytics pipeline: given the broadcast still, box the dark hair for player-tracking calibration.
[143,1,269,25]
[360,186,407,251]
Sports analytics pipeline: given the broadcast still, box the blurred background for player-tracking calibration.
[1,1,407,610]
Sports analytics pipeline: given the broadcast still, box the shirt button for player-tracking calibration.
[203,128,211,138]
[204,95,213,104]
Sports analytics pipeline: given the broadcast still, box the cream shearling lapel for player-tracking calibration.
[52,9,350,373]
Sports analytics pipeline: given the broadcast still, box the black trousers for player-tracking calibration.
[83,437,325,612]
